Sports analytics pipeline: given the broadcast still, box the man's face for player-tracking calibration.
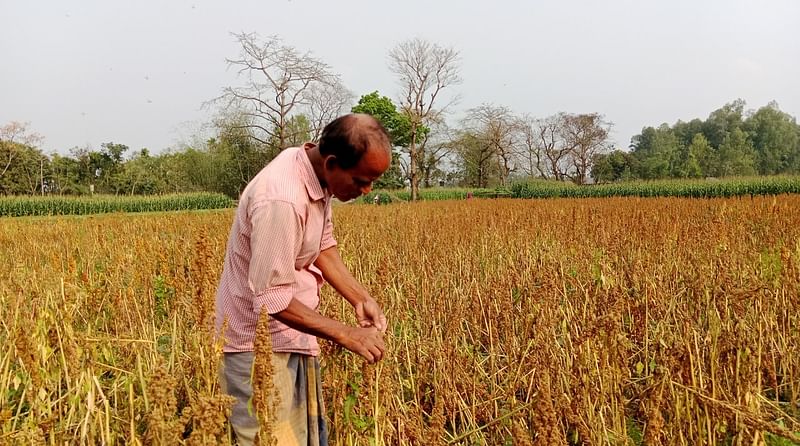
[325,146,390,202]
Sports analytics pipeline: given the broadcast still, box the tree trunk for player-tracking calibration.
[409,124,419,201]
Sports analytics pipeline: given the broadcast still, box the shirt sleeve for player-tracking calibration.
[248,201,302,315]
[320,206,337,251]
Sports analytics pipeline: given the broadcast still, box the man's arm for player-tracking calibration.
[247,202,384,362]
[271,299,385,363]
[314,246,388,333]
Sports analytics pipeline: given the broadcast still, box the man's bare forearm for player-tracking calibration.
[270,298,348,344]
[314,246,369,306]
[270,298,386,363]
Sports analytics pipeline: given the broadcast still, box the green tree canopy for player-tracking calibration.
[351,91,431,189]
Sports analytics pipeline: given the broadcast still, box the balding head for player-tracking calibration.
[318,113,391,170]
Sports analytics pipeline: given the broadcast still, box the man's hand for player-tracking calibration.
[271,298,386,363]
[339,326,385,364]
[355,297,388,334]
[314,247,389,334]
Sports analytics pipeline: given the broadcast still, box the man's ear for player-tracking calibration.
[324,155,338,171]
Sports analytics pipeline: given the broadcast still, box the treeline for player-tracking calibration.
[0,118,312,198]
[3,32,798,198]
[593,99,800,182]
[4,98,797,198]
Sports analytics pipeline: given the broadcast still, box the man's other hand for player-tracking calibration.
[355,297,388,334]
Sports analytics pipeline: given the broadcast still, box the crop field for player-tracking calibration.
[1,196,799,445]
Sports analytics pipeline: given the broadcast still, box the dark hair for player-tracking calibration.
[318,114,391,170]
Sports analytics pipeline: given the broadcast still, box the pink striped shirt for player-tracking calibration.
[215,144,336,355]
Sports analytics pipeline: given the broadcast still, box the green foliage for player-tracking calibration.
[352,91,430,190]
[358,187,508,203]
[511,176,800,199]
[591,150,636,183]
[0,140,48,195]
[357,176,800,203]
[688,133,713,176]
[716,127,756,177]
[746,102,800,175]
[620,100,800,182]
[765,432,800,446]
[374,150,405,190]
[0,193,235,217]
[352,92,414,147]
[451,130,502,188]
[626,417,644,445]
[209,117,273,197]
[268,114,312,150]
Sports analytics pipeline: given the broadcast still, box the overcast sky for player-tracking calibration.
[2,0,799,155]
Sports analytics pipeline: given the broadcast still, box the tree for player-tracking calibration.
[716,127,756,177]
[702,99,746,149]
[48,153,84,195]
[672,143,702,178]
[560,113,613,184]
[0,142,48,195]
[352,91,423,189]
[451,130,499,188]
[169,147,219,193]
[117,149,167,195]
[629,100,800,180]
[672,118,705,148]
[417,121,455,187]
[687,133,713,177]
[306,80,354,141]
[744,102,800,175]
[208,117,269,197]
[216,32,336,150]
[591,150,636,183]
[517,113,573,181]
[281,114,313,149]
[352,92,415,145]
[516,114,546,179]
[631,125,685,179]
[389,38,461,200]
[0,122,44,193]
[462,104,518,186]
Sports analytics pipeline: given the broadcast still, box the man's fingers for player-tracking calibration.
[360,348,375,364]
[346,325,386,363]
[369,347,383,362]
[360,315,387,333]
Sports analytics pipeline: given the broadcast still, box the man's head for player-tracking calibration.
[318,113,391,202]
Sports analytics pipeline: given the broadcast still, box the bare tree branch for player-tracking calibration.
[305,79,354,141]
[212,32,336,150]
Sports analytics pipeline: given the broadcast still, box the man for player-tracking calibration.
[215,114,391,445]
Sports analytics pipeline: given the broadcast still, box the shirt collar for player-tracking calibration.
[298,143,327,202]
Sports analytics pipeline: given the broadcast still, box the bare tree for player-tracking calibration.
[305,80,354,141]
[389,38,461,200]
[531,113,570,181]
[516,114,548,178]
[216,32,335,150]
[560,113,613,184]
[463,104,518,186]
[417,121,456,187]
[451,130,499,188]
